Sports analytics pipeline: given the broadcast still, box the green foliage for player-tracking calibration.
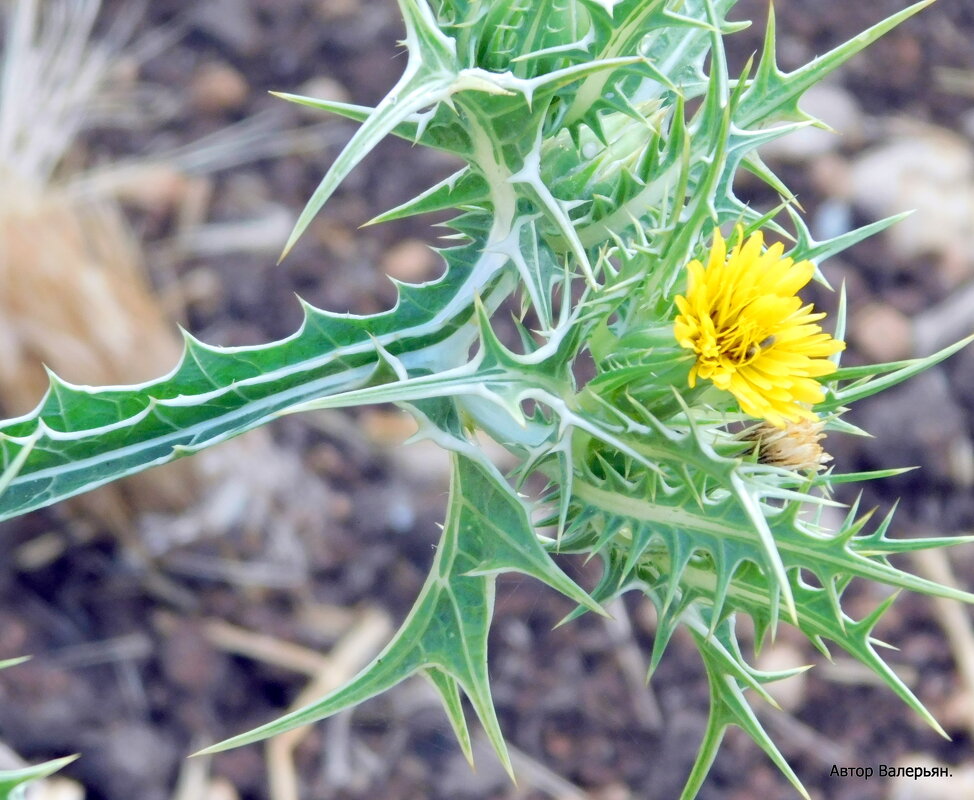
[0,0,966,796]
[0,757,77,800]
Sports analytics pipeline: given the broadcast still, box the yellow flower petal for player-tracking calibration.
[673,228,845,425]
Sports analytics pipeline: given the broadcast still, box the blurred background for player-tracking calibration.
[1,1,973,798]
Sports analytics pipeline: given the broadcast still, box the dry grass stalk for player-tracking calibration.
[265,608,393,800]
[0,187,197,528]
[0,0,197,531]
[912,548,974,742]
[202,619,333,677]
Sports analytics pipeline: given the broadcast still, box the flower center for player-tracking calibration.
[707,307,774,369]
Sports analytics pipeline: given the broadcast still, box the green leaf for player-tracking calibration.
[680,609,809,800]
[741,1,935,128]
[0,246,508,521]
[823,335,974,411]
[280,0,463,257]
[0,756,78,800]
[197,453,601,773]
[366,168,488,226]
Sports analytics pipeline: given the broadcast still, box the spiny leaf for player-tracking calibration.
[0,756,79,800]
[366,168,488,226]
[198,453,600,774]
[824,335,974,411]
[677,555,951,738]
[280,0,462,258]
[741,0,935,128]
[0,244,507,521]
[680,609,810,800]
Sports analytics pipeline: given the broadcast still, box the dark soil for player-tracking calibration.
[2,2,974,799]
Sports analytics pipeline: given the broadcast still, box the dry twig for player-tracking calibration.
[912,548,974,741]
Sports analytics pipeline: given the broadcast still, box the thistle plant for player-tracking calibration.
[1,0,971,796]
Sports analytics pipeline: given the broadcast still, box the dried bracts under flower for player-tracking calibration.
[741,418,833,472]
[674,228,845,426]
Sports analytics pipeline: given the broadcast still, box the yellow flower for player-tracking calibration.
[673,228,845,426]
